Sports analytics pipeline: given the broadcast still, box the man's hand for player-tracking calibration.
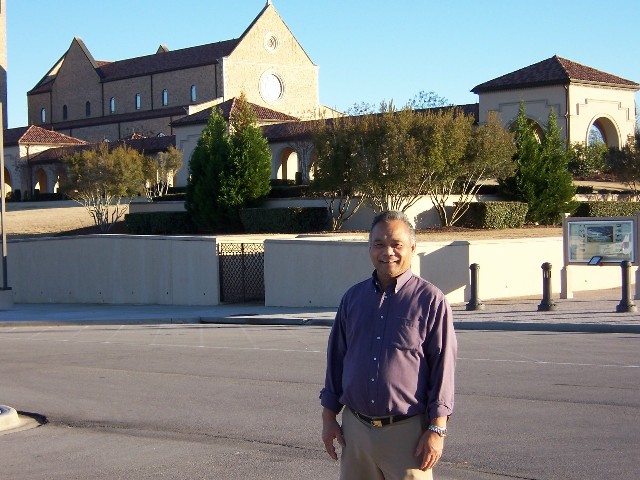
[414,430,444,471]
[321,407,345,460]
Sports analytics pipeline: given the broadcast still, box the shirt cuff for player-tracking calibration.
[427,403,453,420]
[319,389,343,414]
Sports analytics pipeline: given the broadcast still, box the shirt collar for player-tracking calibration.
[371,268,413,294]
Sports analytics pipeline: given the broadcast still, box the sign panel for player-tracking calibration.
[564,217,636,265]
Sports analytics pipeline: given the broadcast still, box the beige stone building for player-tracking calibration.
[26,1,325,143]
[4,3,639,196]
[3,125,86,197]
[472,56,639,148]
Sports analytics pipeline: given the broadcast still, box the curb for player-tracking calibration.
[0,405,41,435]
[453,321,640,334]
[1,317,639,334]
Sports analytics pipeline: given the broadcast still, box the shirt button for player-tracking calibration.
[371,378,375,382]
[376,336,381,340]
[371,400,375,404]
[373,357,377,361]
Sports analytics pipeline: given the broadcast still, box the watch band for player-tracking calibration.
[427,424,447,437]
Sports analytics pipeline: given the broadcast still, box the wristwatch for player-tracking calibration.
[427,424,447,437]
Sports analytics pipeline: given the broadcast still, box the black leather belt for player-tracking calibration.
[353,410,413,427]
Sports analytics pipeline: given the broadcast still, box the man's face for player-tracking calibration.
[369,219,416,287]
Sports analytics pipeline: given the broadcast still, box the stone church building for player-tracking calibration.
[1,0,638,194]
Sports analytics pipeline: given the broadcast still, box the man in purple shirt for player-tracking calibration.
[320,211,457,480]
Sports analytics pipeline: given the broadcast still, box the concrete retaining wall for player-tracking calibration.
[264,237,635,307]
[5,234,635,307]
[8,235,219,305]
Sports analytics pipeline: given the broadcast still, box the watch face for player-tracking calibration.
[259,72,283,103]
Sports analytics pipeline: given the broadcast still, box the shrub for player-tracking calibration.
[240,207,330,233]
[573,201,640,217]
[459,201,528,229]
[125,212,197,234]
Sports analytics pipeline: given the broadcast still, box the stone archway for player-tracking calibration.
[277,147,298,181]
[508,118,544,142]
[35,168,48,194]
[587,116,620,148]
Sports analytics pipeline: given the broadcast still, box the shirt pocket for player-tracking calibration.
[389,317,422,351]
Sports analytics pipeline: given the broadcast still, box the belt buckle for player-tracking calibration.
[372,419,383,428]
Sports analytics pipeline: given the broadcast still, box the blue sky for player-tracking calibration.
[6,0,640,128]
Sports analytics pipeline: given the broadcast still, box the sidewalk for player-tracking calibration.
[0,289,638,333]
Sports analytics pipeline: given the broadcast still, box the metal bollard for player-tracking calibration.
[538,262,557,311]
[616,260,637,313]
[466,263,485,311]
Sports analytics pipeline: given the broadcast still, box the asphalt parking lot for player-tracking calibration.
[1,323,638,479]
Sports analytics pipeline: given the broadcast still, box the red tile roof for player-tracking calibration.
[3,125,86,146]
[472,55,639,93]
[171,98,299,127]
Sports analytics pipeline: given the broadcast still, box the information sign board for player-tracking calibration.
[564,217,636,265]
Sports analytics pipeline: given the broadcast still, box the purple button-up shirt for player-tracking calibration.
[320,269,457,420]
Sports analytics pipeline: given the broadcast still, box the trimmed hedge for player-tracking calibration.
[125,212,197,234]
[573,201,640,217]
[240,207,330,233]
[459,201,528,229]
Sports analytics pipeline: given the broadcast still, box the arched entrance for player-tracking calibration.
[588,117,620,148]
[35,168,48,194]
[277,147,298,181]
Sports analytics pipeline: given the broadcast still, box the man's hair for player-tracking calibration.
[369,211,416,244]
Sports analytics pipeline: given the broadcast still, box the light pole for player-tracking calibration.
[0,101,11,307]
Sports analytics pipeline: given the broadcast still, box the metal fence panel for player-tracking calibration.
[217,243,265,303]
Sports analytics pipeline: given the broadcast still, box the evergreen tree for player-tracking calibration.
[500,104,576,224]
[219,95,272,226]
[185,107,229,231]
[537,108,577,223]
[185,95,272,231]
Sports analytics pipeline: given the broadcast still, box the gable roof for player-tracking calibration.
[3,125,87,147]
[171,98,299,127]
[98,39,240,82]
[472,55,640,93]
[29,37,240,94]
[28,37,101,95]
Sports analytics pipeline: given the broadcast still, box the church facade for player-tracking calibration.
[25,2,325,143]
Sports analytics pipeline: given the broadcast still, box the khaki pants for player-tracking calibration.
[340,408,434,480]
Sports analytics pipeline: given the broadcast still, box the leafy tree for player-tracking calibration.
[62,143,147,231]
[144,145,183,200]
[500,104,576,224]
[609,130,640,198]
[568,141,608,177]
[427,111,516,226]
[312,115,368,230]
[406,90,451,109]
[185,95,272,231]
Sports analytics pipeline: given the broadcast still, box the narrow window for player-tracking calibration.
[135,93,141,110]
[162,89,168,106]
[62,105,68,120]
[85,101,91,117]
[190,85,197,102]
[40,108,46,123]
[110,97,116,114]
